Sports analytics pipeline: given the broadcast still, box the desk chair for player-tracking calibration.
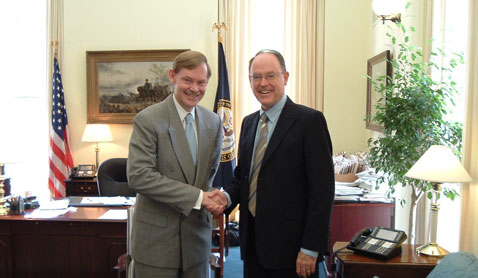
[97,158,136,197]
[210,213,228,278]
[223,214,230,256]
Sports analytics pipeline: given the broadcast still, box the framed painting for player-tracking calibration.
[86,49,188,124]
[366,50,391,131]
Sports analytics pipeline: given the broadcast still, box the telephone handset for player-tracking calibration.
[346,226,407,260]
[70,164,96,179]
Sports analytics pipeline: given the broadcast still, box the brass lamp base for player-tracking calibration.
[0,206,8,216]
[416,242,449,257]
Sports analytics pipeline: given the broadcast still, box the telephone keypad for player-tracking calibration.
[361,237,399,256]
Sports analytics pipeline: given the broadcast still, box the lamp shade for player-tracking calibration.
[81,124,113,142]
[405,145,473,183]
[372,0,404,16]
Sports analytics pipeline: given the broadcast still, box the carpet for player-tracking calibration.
[216,246,328,277]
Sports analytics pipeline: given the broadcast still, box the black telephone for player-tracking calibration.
[346,226,407,260]
[70,164,96,179]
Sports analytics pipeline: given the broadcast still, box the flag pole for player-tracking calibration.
[212,22,227,42]
[211,18,236,190]
[48,39,74,197]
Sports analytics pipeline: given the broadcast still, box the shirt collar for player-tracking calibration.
[172,94,196,122]
[260,94,287,124]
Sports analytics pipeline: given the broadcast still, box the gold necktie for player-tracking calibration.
[248,113,268,217]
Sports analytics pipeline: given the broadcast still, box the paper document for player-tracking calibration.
[69,196,135,207]
[39,199,70,210]
[26,207,76,218]
[335,185,363,196]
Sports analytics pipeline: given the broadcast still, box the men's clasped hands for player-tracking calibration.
[202,189,228,216]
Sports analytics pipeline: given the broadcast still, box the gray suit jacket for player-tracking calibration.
[127,94,222,270]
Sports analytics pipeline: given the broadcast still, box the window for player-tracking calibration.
[430,0,469,252]
[0,1,49,201]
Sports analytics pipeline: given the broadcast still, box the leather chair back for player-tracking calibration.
[97,158,136,197]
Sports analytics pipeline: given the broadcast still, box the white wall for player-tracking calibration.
[64,0,379,165]
[323,0,372,154]
[63,0,218,165]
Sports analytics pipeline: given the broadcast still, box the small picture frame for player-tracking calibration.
[366,50,391,131]
[86,49,188,124]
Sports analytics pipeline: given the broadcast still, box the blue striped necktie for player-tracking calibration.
[185,113,197,167]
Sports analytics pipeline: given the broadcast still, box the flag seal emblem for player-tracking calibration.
[216,99,236,162]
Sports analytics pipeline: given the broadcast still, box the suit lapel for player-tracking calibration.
[262,98,296,167]
[195,107,214,186]
[242,112,261,179]
[166,96,196,185]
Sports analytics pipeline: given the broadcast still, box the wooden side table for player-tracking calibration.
[333,241,441,278]
[65,178,98,196]
[328,202,395,270]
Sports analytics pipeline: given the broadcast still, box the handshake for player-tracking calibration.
[202,189,228,216]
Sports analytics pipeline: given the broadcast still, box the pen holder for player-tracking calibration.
[8,196,25,215]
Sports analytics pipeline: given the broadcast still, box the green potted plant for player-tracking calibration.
[366,20,464,242]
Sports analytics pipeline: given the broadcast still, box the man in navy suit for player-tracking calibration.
[223,49,335,278]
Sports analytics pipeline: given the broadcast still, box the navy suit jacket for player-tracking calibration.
[225,97,335,269]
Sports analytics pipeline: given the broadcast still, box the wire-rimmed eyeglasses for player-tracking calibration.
[249,72,284,83]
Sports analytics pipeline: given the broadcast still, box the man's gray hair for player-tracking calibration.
[248,49,287,73]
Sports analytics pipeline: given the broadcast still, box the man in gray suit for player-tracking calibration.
[128,50,225,278]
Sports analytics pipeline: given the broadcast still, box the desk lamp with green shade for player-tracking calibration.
[405,145,473,256]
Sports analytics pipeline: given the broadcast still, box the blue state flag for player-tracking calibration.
[213,41,236,188]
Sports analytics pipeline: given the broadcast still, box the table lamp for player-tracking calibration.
[405,145,473,256]
[81,124,113,170]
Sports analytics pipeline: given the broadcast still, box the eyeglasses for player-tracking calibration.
[249,72,284,83]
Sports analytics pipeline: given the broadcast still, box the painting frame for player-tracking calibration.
[86,49,188,124]
[366,50,391,131]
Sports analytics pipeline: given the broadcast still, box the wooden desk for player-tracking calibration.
[65,178,98,196]
[0,206,127,278]
[333,241,441,278]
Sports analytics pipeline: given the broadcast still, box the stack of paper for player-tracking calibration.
[335,185,364,196]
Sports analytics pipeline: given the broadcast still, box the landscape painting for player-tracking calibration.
[87,49,187,124]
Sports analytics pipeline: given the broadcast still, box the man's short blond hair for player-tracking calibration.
[173,50,211,79]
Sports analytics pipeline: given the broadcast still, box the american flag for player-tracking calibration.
[48,56,74,197]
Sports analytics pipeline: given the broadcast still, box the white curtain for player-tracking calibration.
[460,0,478,254]
[284,0,325,110]
[413,0,434,246]
[222,0,325,139]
